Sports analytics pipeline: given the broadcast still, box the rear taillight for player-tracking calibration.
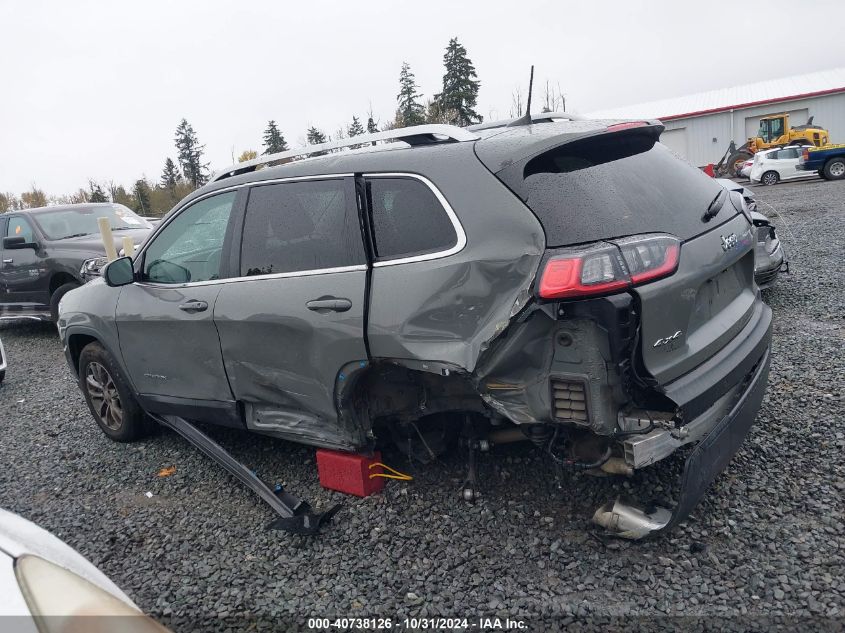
[538,234,680,300]
[802,149,809,161]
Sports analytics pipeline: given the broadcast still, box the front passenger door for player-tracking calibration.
[115,190,240,413]
[1,216,48,309]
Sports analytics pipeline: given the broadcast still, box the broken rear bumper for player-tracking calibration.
[597,336,771,538]
[623,301,772,469]
[669,342,770,525]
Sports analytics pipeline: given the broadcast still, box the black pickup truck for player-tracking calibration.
[1,203,153,322]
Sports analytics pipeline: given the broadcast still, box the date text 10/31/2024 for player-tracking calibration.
[307,617,528,630]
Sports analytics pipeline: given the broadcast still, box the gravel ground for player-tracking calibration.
[1,179,843,632]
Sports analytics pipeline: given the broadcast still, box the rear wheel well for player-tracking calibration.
[50,272,79,295]
[339,361,487,431]
[67,334,98,375]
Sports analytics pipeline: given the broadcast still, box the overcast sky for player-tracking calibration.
[2,0,844,195]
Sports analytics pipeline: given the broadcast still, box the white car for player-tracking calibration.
[750,145,818,186]
[739,159,754,179]
[0,508,169,631]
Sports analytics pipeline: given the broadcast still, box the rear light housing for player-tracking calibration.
[538,234,680,300]
[802,149,809,162]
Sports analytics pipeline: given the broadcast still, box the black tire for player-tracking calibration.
[822,158,845,181]
[50,282,80,322]
[0,370,5,384]
[726,150,753,177]
[78,341,151,442]
[761,171,779,186]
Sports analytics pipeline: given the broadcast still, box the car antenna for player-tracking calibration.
[507,65,534,127]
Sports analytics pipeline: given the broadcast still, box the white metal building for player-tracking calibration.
[586,67,845,166]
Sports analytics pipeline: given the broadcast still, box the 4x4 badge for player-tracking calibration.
[653,330,683,348]
[720,233,738,251]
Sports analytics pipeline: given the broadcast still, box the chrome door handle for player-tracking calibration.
[178,300,208,313]
[306,297,352,313]
[2,259,12,264]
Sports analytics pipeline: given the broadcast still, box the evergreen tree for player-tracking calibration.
[88,180,108,202]
[111,185,134,209]
[347,115,365,137]
[174,118,209,189]
[366,114,379,134]
[262,120,289,154]
[160,158,181,190]
[435,37,482,126]
[132,179,152,216]
[396,62,425,127]
[306,126,327,145]
[306,127,328,156]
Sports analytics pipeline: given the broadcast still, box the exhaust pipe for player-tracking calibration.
[592,497,672,539]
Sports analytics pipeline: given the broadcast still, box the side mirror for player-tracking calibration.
[3,236,37,250]
[103,257,135,287]
[146,259,191,284]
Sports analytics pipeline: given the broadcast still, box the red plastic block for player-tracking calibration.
[316,449,385,497]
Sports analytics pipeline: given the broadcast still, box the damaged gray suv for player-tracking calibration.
[59,113,772,537]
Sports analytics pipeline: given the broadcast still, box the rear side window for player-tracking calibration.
[499,135,726,247]
[366,177,457,260]
[240,179,365,276]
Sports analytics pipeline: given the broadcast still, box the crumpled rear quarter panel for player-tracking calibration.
[367,147,545,372]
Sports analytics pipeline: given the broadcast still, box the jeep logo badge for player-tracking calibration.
[720,233,738,251]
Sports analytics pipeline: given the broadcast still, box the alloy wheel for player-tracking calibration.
[85,362,123,430]
[830,161,845,178]
[763,172,778,186]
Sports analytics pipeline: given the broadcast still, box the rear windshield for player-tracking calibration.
[500,134,727,247]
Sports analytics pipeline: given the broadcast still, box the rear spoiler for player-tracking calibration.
[475,119,665,176]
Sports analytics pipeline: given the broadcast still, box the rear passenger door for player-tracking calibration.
[214,177,369,448]
[777,147,800,179]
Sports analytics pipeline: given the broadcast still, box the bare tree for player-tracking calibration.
[509,86,524,118]
[542,80,567,112]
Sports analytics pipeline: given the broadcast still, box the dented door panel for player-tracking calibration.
[214,271,369,447]
[115,283,231,400]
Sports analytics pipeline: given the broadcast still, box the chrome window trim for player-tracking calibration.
[133,174,354,288]
[364,172,467,267]
[132,171,465,288]
[136,264,368,290]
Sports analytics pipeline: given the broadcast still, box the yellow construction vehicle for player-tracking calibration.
[715,114,830,177]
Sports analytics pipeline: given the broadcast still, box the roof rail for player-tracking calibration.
[211,124,479,183]
[468,111,586,132]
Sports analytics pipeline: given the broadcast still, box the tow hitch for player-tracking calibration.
[153,415,340,535]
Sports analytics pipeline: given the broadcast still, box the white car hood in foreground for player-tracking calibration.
[0,508,137,615]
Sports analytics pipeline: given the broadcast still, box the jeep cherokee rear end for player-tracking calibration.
[471,120,771,534]
[60,117,771,538]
